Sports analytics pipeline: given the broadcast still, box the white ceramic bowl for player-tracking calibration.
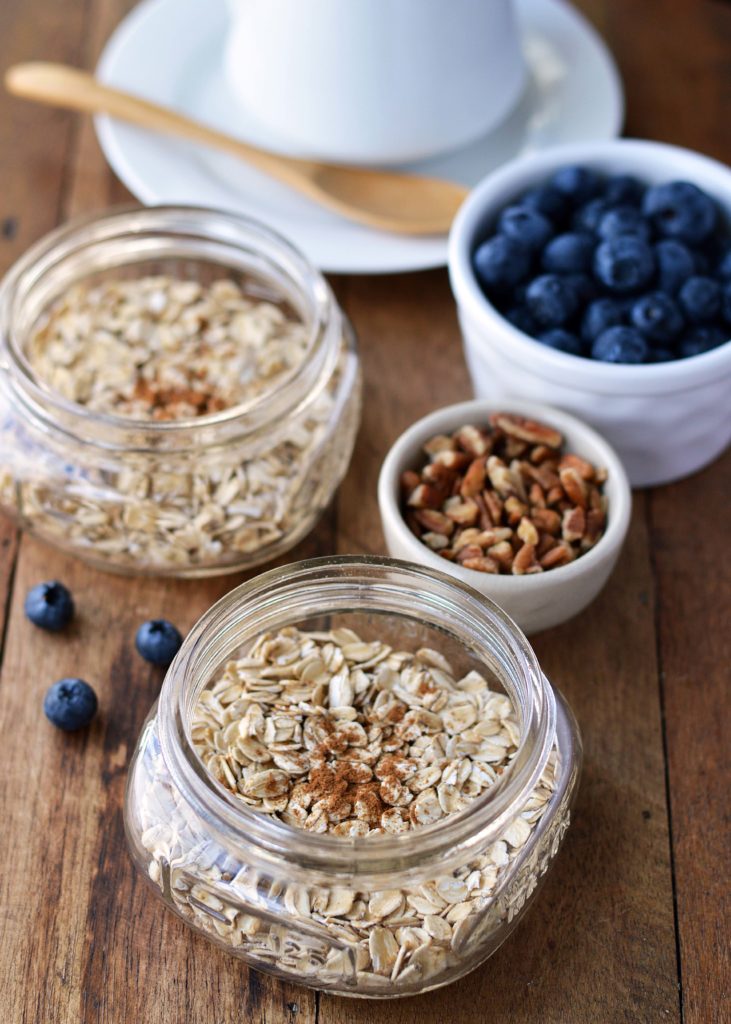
[448,139,731,487]
[378,398,631,635]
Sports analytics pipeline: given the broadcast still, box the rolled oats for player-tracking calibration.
[130,626,569,994]
[0,276,359,573]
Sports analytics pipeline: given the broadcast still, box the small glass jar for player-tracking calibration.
[124,556,581,998]
[0,207,360,576]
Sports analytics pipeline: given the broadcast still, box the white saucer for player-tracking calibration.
[95,0,624,274]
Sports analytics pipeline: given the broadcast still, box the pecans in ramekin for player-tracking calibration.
[400,413,608,575]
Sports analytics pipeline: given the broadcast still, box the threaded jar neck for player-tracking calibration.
[0,205,341,452]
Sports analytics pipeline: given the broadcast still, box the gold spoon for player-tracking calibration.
[6,62,470,236]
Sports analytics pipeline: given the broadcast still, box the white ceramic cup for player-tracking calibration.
[223,0,527,166]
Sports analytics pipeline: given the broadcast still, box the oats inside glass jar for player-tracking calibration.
[25,275,309,420]
[192,625,528,838]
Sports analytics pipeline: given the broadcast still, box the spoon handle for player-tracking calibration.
[5,62,314,181]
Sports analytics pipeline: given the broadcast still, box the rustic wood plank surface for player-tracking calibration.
[0,1,728,1022]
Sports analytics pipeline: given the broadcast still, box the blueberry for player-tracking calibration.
[135,619,183,667]
[591,326,649,364]
[473,235,532,292]
[597,205,651,241]
[551,165,601,204]
[679,325,728,358]
[722,282,731,326]
[593,236,656,293]
[498,205,553,251]
[642,180,718,245]
[581,298,626,342]
[525,274,580,327]
[678,275,722,323]
[572,197,612,235]
[565,273,598,305]
[44,678,97,731]
[542,232,595,274]
[504,305,538,335]
[654,239,696,294]
[24,581,74,632]
[537,329,583,356]
[518,185,568,222]
[648,347,676,363]
[717,245,731,281]
[603,174,644,206]
[630,292,684,343]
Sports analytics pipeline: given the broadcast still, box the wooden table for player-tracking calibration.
[0,2,729,1021]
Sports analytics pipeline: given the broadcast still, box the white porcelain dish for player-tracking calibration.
[95,0,623,274]
[448,139,731,487]
[223,0,526,166]
[377,398,631,635]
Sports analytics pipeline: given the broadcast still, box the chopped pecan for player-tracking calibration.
[536,532,557,557]
[558,453,595,481]
[407,483,444,510]
[482,489,504,525]
[517,517,539,547]
[504,495,528,525]
[452,528,483,552]
[529,482,546,508]
[400,470,421,495]
[540,543,574,569]
[421,531,449,551]
[455,544,485,564]
[531,507,561,535]
[512,543,542,575]
[474,527,513,548]
[414,509,454,536]
[454,425,493,457]
[432,449,472,471]
[490,413,562,449]
[473,492,493,530]
[562,506,586,542]
[443,497,479,527]
[460,457,487,498]
[461,555,499,574]
[529,444,556,465]
[582,508,605,548]
[545,484,565,507]
[423,433,457,457]
[503,436,529,459]
[559,466,588,508]
[488,541,514,569]
[486,456,520,497]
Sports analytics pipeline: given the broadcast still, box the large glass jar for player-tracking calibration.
[0,207,360,576]
[124,556,581,998]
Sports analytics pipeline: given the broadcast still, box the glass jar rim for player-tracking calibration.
[157,555,557,878]
[0,205,340,449]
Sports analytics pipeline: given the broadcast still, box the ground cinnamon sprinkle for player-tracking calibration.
[192,626,522,838]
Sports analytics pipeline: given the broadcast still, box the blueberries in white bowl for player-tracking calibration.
[471,165,731,365]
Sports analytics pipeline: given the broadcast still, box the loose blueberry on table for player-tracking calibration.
[44,678,98,731]
[472,166,731,364]
[135,619,183,667]
[24,581,74,631]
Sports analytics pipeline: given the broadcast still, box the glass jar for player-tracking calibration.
[124,556,581,998]
[0,207,360,576]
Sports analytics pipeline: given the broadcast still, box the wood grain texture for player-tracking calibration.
[0,0,729,1022]
[649,450,731,1024]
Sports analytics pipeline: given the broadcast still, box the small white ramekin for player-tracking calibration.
[377,398,631,635]
[448,139,731,487]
